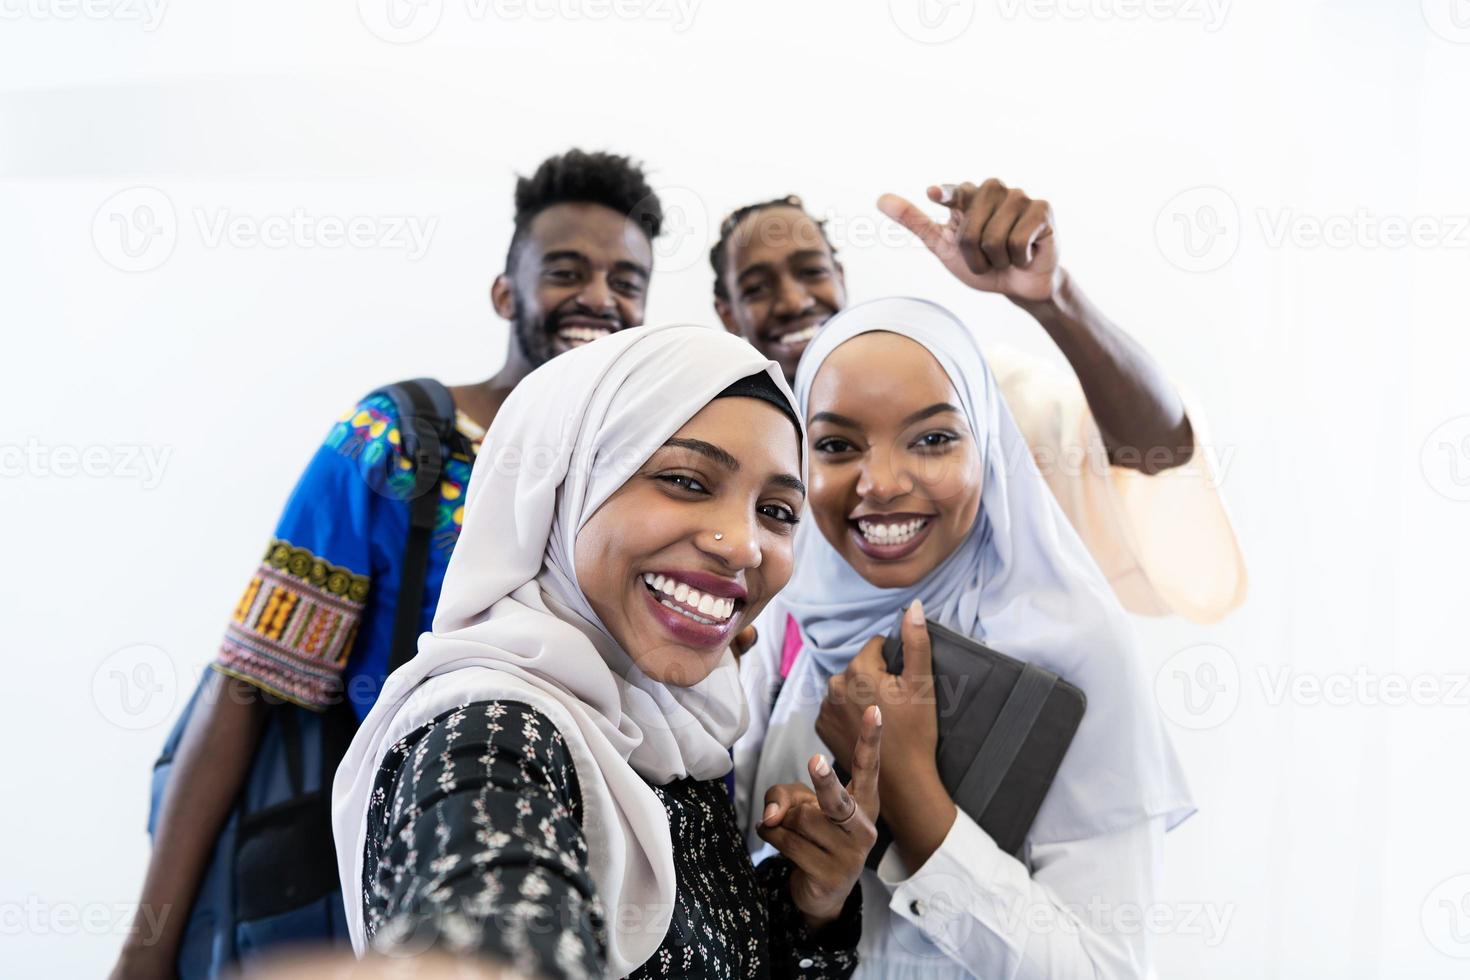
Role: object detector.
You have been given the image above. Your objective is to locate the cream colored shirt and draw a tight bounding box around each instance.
[989,346,1247,624]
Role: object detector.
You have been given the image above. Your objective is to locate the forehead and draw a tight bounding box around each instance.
[810,332,959,416]
[727,206,833,268]
[671,397,803,474]
[523,201,653,266]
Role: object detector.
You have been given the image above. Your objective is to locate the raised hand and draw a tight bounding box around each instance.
[878,179,1060,302]
[757,704,882,927]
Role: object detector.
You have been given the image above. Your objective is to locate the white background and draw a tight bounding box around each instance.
[3,1,1470,976]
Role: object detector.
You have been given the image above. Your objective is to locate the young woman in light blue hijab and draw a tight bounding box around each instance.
[734,298,1195,979]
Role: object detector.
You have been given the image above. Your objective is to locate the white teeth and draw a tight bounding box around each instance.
[558,325,613,344]
[857,517,927,546]
[642,573,737,624]
[778,324,819,346]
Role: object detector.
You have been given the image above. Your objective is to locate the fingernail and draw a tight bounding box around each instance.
[814,755,831,777]
[906,599,925,625]
[873,705,883,726]
[937,184,956,204]
[763,802,779,824]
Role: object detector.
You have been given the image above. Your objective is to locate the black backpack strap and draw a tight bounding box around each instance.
[368,378,461,675]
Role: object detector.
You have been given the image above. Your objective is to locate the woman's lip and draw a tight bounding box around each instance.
[648,569,747,600]
[847,516,935,561]
[641,582,739,649]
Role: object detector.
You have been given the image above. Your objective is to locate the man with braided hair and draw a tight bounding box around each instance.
[711,184,1246,624]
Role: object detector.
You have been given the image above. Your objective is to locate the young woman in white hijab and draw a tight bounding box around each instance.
[332,324,883,979]
[733,298,1196,979]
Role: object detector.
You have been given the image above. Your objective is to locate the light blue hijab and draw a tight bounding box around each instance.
[748,297,1194,847]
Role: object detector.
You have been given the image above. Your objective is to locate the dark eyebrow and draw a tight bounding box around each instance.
[540,249,588,266]
[771,473,807,496]
[662,438,806,497]
[809,410,859,428]
[811,404,960,430]
[612,259,651,281]
[736,250,831,286]
[664,438,740,472]
[901,402,962,427]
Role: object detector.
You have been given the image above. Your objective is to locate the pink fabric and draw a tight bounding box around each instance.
[779,613,803,680]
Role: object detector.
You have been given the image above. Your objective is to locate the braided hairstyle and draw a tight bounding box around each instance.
[709,194,837,300]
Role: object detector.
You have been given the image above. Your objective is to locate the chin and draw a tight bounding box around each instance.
[635,647,725,688]
[848,550,931,590]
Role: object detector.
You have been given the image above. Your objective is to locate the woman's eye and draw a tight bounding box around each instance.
[758,503,800,526]
[657,473,708,494]
[813,436,857,454]
[914,431,957,449]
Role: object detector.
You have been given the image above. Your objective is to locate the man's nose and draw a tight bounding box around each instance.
[577,275,616,312]
[773,275,811,317]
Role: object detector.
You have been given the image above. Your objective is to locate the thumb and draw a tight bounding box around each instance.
[900,598,933,679]
[877,193,946,254]
[731,625,758,663]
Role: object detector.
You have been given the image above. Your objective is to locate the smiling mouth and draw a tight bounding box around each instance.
[848,514,935,560]
[641,572,740,627]
[766,314,830,351]
[555,322,618,348]
[771,322,821,349]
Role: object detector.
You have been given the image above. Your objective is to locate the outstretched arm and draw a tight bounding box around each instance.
[879,180,1193,473]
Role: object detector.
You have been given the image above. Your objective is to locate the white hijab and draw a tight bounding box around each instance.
[332,324,801,976]
[748,297,1194,849]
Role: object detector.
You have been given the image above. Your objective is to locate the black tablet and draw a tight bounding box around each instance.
[868,617,1086,861]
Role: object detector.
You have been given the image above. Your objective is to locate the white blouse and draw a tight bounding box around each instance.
[734,347,1227,976]
[736,631,1166,979]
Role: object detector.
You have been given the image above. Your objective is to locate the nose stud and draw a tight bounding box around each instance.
[713,532,724,541]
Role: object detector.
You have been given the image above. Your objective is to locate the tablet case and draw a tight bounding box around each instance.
[865,617,1086,862]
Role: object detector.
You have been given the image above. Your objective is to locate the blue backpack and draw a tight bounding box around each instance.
[147,378,462,977]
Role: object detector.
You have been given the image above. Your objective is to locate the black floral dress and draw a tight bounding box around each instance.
[361,700,861,979]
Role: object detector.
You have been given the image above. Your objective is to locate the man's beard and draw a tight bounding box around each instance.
[514,299,626,368]
[512,304,555,369]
